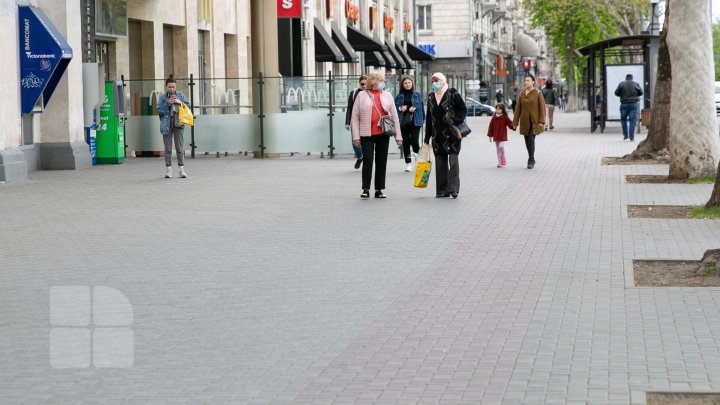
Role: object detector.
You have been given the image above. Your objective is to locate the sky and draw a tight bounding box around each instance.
[715,0,720,22]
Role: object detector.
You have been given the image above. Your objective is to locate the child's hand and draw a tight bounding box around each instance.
[489,137,494,142]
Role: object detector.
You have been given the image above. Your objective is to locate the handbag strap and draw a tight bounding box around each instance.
[366,90,386,117]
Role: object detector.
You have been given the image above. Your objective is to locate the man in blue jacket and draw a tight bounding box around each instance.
[614,74,643,141]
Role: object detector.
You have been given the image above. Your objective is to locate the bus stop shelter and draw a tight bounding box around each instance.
[577,34,660,133]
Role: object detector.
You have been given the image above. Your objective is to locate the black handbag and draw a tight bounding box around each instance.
[401,111,414,127]
[445,90,471,137]
[367,91,396,136]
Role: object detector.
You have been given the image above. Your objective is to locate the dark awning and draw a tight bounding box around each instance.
[576,34,661,56]
[19,6,73,114]
[346,24,387,52]
[385,42,408,69]
[406,42,435,61]
[330,22,359,63]
[394,42,415,69]
[314,19,344,63]
[364,51,386,67]
[381,49,397,69]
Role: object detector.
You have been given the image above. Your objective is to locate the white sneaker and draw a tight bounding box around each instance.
[165,166,172,178]
[179,166,187,178]
[405,163,413,172]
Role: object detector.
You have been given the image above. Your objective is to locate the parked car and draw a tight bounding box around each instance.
[715,82,720,115]
[464,97,496,116]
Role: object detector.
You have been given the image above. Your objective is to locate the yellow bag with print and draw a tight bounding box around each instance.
[178,102,194,126]
[413,144,432,188]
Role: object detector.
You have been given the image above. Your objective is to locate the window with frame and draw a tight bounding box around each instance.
[417,5,431,31]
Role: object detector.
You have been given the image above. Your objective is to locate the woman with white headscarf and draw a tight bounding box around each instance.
[423,72,467,199]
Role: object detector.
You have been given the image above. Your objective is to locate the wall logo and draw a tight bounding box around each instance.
[40,59,51,71]
[49,286,134,369]
[21,73,44,89]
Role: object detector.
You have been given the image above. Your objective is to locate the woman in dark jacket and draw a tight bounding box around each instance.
[394,76,425,172]
[423,72,468,199]
[345,75,367,169]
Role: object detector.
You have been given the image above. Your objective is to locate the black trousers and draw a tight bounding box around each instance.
[435,153,460,195]
[401,125,421,163]
[524,130,536,163]
[361,135,390,190]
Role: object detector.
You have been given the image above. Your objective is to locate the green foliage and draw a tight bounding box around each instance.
[689,205,720,219]
[702,264,717,276]
[687,175,717,184]
[522,0,647,82]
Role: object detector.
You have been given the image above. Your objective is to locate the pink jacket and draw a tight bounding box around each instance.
[350,90,403,143]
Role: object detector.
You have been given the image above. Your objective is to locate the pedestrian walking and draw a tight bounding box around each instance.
[351,71,402,199]
[495,89,504,103]
[156,75,191,178]
[487,103,515,168]
[345,75,367,169]
[512,74,546,169]
[541,80,558,131]
[614,73,643,141]
[423,72,468,199]
[394,75,425,173]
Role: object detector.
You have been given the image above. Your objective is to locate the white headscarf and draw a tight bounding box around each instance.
[431,72,449,104]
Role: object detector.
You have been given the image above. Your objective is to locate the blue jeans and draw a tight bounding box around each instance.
[620,103,638,140]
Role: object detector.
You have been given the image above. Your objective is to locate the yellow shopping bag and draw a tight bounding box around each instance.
[414,161,432,188]
[413,144,432,188]
[178,102,194,126]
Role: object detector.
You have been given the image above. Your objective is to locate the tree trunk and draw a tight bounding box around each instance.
[694,249,720,276]
[666,0,719,179]
[623,0,671,162]
[564,23,577,113]
[707,160,720,207]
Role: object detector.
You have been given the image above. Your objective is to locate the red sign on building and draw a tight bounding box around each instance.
[277,0,301,18]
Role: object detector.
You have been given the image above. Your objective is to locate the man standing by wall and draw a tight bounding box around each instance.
[614,74,643,141]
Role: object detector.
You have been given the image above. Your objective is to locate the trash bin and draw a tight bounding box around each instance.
[641,108,652,128]
[85,124,97,166]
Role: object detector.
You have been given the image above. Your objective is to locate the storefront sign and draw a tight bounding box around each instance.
[383,13,394,32]
[345,1,359,23]
[326,0,334,18]
[18,6,73,114]
[277,0,301,18]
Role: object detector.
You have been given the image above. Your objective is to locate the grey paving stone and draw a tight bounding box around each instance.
[2,112,720,403]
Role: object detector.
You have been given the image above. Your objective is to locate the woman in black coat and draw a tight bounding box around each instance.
[423,72,468,199]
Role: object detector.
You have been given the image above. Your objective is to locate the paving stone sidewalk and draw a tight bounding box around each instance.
[1,111,719,404]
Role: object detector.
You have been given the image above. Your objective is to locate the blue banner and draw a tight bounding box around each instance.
[18,6,73,114]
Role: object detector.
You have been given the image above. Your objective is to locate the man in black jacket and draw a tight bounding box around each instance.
[345,75,367,169]
[614,74,643,141]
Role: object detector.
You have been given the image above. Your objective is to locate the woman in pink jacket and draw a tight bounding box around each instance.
[351,71,403,199]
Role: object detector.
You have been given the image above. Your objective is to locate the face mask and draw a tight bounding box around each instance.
[377,82,386,90]
[431,82,442,92]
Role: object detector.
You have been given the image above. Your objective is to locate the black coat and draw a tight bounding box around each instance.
[345,88,361,126]
[424,89,467,155]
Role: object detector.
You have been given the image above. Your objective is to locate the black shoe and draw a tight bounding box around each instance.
[374,190,386,199]
[623,136,629,140]
[527,162,535,169]
[435,193,450,198]
[450,192,458,199]
[361,189,370,199]
[550,126,554,130]
[354,158,363,169]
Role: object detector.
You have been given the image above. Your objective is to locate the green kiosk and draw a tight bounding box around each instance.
[96,81,125,164]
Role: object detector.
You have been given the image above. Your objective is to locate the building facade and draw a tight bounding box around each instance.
[415,0,557,104]
[0,0,455,183]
